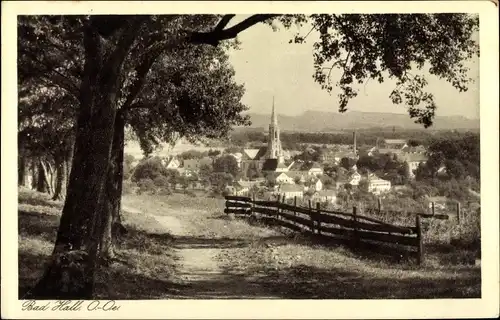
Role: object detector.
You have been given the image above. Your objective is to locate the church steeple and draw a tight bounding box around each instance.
[271,96,277,125]
[266,96,283,162]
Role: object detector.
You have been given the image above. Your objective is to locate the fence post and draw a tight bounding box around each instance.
[308,199,314,233]
[377,197,382,213]
[431,201,435,216]
[251,193,255,217]
[416,214,423,265]
[316,202,321,235]
[281,194,286,220]
[456,202,461,224]
[352,206,358,249]
[276,194,281,220]
[293,196,298,227]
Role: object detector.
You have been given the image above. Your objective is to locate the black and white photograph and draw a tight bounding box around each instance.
[2,1,499,319]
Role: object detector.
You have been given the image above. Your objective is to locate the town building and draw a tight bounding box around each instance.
[336,168,362,189]
[269,172,295,184]
[276,184,304,200]
[309,190,337,204]
[225,181,250,196]
[239,99,290,177]
[287,160,323,177]
[365,174,392,194]
[400,152,428,178]
[382,139,408,149]
[229,152,243,168]
[164,156,181,169]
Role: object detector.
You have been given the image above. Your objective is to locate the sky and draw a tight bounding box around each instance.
[226,15,480,119]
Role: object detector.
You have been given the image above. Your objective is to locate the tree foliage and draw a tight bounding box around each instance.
[213,154,240,178]
[285,14,479,127]
[416,133,479,180]
[131,156,166,182]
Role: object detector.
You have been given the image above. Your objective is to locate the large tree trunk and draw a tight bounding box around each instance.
[18,155,27,186]
[65,143,74,190]
[40,160,54,195]
[36,160,47,193]
[26,19,144,300]
[52,154,66,201]
[30,158,37,190]
[100,111,126,261]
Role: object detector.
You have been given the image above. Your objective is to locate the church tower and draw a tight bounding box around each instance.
[266,97,284,163]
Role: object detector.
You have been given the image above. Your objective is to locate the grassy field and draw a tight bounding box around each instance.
[18,187,480,299]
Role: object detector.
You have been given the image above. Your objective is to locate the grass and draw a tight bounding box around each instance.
[289,194,481,267]
[217,241,481,298]
[18,187,178,299]
[18,187,481,299]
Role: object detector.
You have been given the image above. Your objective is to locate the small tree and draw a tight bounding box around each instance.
[208,149,221,165]
[340,157,357,170]
[123,154,136,180]
[213,154,240,177]
[209,172,234,195]
[358,179,369,193]
[137,178,156,195]
[132,157,166,182]
[164,169,181,189]
[153,175,169,188]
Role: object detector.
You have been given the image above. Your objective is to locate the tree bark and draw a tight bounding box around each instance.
[40,160,54,195]
[36,160,47,193]
[100,111,126,261]
[18,155,27,186]
[31,158,38,190]
[52,154,66,201]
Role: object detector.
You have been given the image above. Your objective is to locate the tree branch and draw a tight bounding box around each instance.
[20,49,81,96]
[214,14,236,32]
[120,47,164,111]
[189,14,279,46]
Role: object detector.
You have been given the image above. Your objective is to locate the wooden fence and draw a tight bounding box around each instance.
[224,195,430,264]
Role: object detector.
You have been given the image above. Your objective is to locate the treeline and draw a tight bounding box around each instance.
[125,154,242,196]
[415,132,480,193]
[230,128,478,149]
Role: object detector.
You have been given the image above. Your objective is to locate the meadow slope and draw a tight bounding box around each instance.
[18,188,480,299]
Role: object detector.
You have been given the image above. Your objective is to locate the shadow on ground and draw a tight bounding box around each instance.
[18,248,482,299]
[18,195,481,300]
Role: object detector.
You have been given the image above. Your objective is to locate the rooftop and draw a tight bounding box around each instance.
[279,184,304,192]
[384,139,407,145]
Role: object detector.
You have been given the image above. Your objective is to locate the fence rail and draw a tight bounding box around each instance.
[224,195,430,264]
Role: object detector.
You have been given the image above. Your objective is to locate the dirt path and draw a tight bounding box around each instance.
[124,201,282,299]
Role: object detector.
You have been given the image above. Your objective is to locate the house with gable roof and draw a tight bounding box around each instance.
[383,139,408,149]
[309,190,337,204]
[400,152,428,178]
[276,184,304,200]
[267,172,295,184]
[164,156,181,169]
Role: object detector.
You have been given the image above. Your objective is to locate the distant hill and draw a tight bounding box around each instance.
[242,110,480,132]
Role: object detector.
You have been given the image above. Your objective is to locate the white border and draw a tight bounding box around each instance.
[2,1,499,319]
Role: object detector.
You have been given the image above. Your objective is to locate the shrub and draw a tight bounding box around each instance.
[136,178,156,195]
[184,190,197,197]
[157,187,172,196]
[122,180,135,195]
[153,175,169,188]
[132,157,166,182]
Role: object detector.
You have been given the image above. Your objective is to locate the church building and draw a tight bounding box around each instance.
[240,97,289,177]
[262,97,288,173]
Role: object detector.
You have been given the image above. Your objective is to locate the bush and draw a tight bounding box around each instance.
[153,175,169,187]
[184,190,197,197]
[136,178,156,195]
[157,187,172,196]
[132,157,166,182]
[122,180,135,195]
